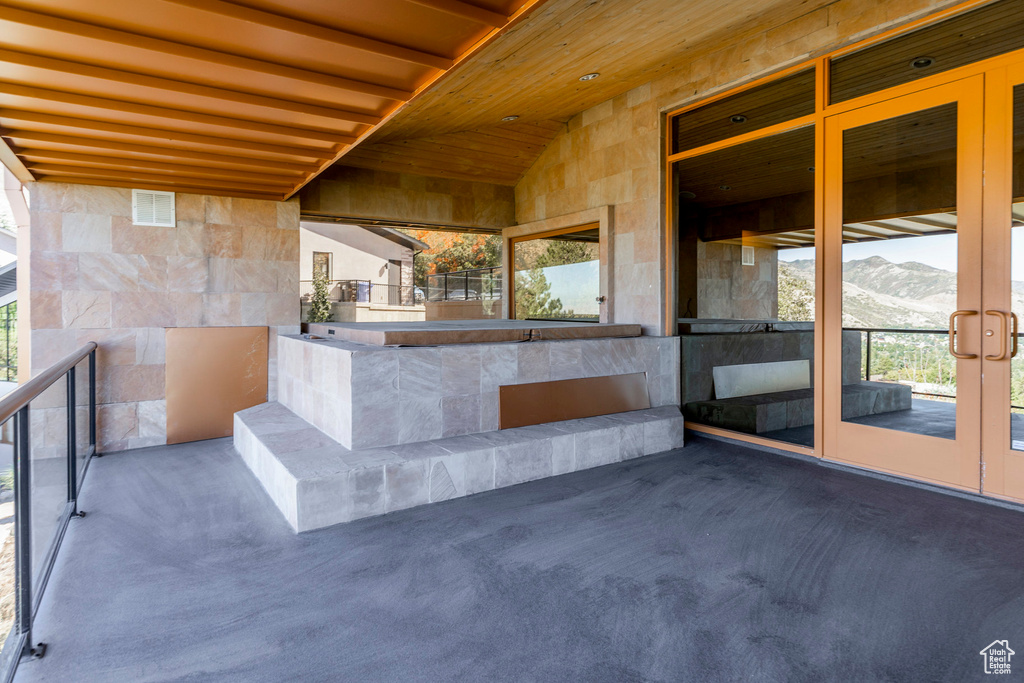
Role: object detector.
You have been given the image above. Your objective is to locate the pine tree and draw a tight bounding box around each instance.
[307,269,333,323]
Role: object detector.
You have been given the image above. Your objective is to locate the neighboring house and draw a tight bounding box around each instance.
[299,221,429,323]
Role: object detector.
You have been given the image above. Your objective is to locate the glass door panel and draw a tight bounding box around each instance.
[824,76,983,490]
[840,103,959,439]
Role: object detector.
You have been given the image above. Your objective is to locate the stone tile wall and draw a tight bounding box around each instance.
[278,335,680,450]
[515,0,961,335]
[26,182,301,453]
[696,243,778,320]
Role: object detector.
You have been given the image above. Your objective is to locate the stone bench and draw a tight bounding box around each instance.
[683,381,911,434]
[235,401,685,532]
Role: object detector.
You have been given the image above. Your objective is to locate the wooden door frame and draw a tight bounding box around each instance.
[979,59,1024,502]
[822,75,985,491]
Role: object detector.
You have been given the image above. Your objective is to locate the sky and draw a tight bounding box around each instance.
[778,234,960,272]
[534,260,599,315]
[779,230,1024,282]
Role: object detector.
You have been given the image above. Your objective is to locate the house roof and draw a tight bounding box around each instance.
[301,221,429,252]
[0,262,16,300]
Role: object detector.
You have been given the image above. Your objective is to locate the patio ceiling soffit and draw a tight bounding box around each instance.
[0,0,546,200]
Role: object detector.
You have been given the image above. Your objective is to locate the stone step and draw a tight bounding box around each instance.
[234,402,685,533]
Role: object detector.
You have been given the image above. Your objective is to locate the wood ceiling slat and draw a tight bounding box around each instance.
[405,0,508,26]
[0,110,337,160]
[36,174,283,200]
[19,150,304,184]
[5,130,320,173]
[28,164,292,192]
[0,4,412,101]
[0,48,381,126]
[0,82,348,144]
[164,0,453,70]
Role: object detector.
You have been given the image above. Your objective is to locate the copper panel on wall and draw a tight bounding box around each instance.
[166,326,268,445]
[499,373,651,430]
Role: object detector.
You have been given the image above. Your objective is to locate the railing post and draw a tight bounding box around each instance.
[88,350,97,456]
[865,330,872,381]
[13,406,31,653]
[66,367,78,515]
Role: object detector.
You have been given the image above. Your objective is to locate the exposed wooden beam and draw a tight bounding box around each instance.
[1,5,412,101]
[20,150,299,185]
[35,174,283,201]
[5,130,317,174]
[0,135,33,183]
[28,164,290,192]
[163,0,453,70]
[0,110,338,159]
[405,0,506,27]
[0,49,381,126]
[0,82,349,144]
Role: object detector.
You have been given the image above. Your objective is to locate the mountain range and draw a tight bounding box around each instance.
[782,256,1024,329]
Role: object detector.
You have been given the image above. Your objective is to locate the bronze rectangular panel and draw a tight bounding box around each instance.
[499,373,651,429]
[166,326,268,444]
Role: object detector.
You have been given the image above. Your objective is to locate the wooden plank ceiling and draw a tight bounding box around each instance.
[0,0,843,195]
[345,0,834,184]
[0,0,544,199]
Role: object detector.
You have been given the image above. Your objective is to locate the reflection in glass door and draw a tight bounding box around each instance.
[824,77,984,490]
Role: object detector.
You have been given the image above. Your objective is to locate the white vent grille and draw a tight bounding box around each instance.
[132,189,175,227]
[741,245,755,266]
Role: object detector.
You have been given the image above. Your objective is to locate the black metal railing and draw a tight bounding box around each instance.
[0,342,97,682]
[300,280,422,306]
[847,326,1024,408]
[425,266,501,302]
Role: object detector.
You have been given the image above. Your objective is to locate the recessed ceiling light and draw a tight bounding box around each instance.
[730,115,747,124]
[679,191,696,200]
[719,185,731,191]
[579,72,600,81]
[910,56,935,69]
[501,115,519,122]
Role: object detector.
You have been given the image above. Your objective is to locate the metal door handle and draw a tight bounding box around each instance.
[1013,313,1019,359]
[949,310,978,360]
[985,310,1009,361]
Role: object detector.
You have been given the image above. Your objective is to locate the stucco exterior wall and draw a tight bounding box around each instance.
[25,182,300,452]
[514,0,961,335]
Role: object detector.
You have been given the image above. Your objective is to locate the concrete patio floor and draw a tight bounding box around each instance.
[13,434,1024,682]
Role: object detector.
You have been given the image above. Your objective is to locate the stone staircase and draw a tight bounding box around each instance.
[235,401,685,532]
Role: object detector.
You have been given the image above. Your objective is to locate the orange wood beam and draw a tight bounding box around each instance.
[405,0,506,27]
[28,164,291,192]
[164,0,453,70]
[0,49,381,126]
[0,136,33,182]
[0,82,350,144]
[0,110,339,159]
[19,150,301,185]
[35,174,283,200]
[5,130,318,173]
[1,4,412,101]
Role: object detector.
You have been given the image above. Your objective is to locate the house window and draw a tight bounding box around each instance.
[511,224,600,321]
[313,252,332,281]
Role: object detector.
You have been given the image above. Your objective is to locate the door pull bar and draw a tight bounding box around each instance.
[949,310,978,360]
